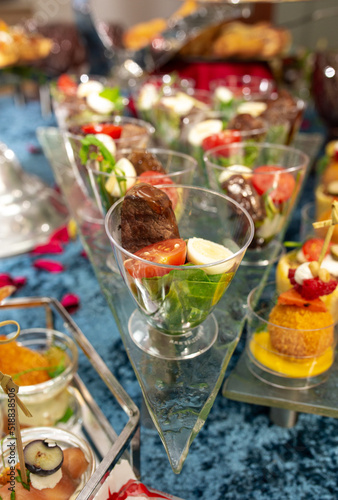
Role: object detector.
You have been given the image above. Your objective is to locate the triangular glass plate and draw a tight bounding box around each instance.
[38,127,274,472]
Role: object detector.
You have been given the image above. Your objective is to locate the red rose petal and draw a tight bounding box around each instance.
[61,293,80,313]
[50,226,70,244]
[31,241,64,254]
[80,250,88,258]
[33,259,64,273]
[12,276,27,288]
[0,274,14,287]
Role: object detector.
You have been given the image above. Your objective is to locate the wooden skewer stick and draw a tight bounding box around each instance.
[312,200,338,267]
[0,372,32,485]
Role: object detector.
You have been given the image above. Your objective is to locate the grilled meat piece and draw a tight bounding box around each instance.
[121,183,180,253]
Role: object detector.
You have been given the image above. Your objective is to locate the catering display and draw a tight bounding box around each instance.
[105,183,254,359]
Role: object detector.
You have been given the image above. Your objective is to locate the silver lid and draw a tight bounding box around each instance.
[0,143,69,258]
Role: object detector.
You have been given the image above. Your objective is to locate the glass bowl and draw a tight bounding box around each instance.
[51,73,129,130]
[246,281,337,389]
[204,142,308,252]
[181,109,268,185]
[0,328,79,431]
[133,87,213,149]
[105,185,254,360]
[0,426,95,499]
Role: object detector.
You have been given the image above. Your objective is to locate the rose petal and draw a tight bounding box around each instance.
[80,250,87,258]
[33,259,64,273]
[27,144,42,154]
[12,276,27,288]
[61,293,80,313]
[0,274,14,287]
[31,241,64,254]
[49,226,70,244]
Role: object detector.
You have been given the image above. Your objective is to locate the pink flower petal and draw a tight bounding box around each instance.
[31,241,64,254]
[33,259,64,273]
[50,226,70,244]
[12,276,27,288]
[0,274,14,287]
[61,293,80,313]
[27,144,42,154]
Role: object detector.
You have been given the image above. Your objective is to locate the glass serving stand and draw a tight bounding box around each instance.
[0,296,140,500]
[37,126,283,473]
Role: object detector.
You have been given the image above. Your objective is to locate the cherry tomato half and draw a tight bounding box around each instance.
[202,130,241,154]
[251,165,296,203]
[81,123,123,139]
[57,74,77,95]
[302,238,331,262]
[138,171,178,209]
[124,239,187,279]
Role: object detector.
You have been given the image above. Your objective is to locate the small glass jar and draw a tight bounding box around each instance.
[0,426,95,499]
[0,328,79,432]
[246,281,337,389]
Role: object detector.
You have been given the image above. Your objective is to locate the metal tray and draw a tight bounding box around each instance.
[0,296,140,500]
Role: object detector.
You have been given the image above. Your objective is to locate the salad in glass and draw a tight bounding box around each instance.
[105,183,254,359]
[51,73,129,130]
[181,109,268,185]
[134,86,212,149]
[204,142,308,250]
[210,75,275,120]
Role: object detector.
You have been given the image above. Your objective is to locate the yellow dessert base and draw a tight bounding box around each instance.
[250,331,334,379]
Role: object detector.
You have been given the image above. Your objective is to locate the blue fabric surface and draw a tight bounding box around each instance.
[1,95,338,499]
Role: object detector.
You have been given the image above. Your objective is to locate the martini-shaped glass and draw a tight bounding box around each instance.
[180,109,268,186]
[204,142,309,256]
[85,148,197,272]
[63,116,155,224]
[105,185,254,360]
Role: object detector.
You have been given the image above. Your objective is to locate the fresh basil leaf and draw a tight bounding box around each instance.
[79,134,116,171]
[141,266,234,332]
[99,87,124,111]
[55,406,74,424]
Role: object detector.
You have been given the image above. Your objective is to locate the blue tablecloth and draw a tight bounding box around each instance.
[1,95,337,500]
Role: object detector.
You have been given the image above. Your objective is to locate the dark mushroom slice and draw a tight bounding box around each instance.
[121,183,180,254]
[24,439,64,477]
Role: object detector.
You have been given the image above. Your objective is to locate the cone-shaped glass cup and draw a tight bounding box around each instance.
[105,185,254,360]
[63,116,155,221]
[204,142,309,254]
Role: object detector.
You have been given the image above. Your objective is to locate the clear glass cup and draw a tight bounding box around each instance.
[246,281,337,389]
[86,147,197,216]
[105,185,254,360]
[181,109,268,185]
[0,426,95,498]
[210,75,275,118]
[51,73,130,130]
[63,116,155,222]
[204,142,309,252]
[133,87,213,149]
[0,328,79,431]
